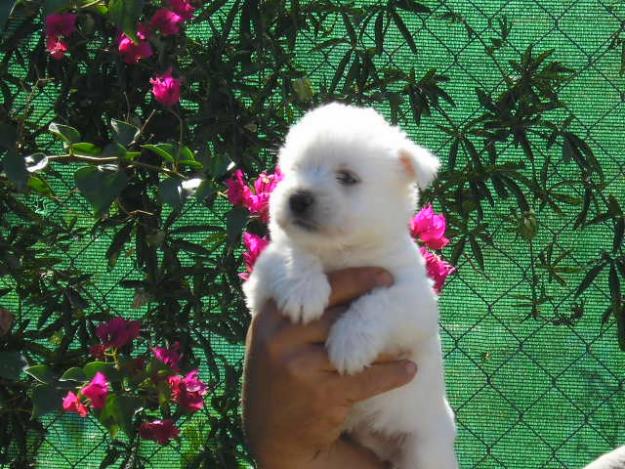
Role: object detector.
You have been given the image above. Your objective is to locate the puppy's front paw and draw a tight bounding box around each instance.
[274,273,331,324]
[326,314,382,375]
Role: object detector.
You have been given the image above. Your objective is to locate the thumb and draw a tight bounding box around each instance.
[341,360,417,404]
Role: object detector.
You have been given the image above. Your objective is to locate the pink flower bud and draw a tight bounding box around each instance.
[139,419,180,445]
[150,8,184,36]
[152,342,183,372]
[410,204,450,250]
[117,24,153,65]
[240,232,269,280]
[96,317,141,350]
[81,372,109,409]
[149,69,182,107]
[45,13,77,37]
[168,0,196,20]
[46,35,68,60]
[420,247,456,294]
[168,370,209,413]
[62,391,89,417]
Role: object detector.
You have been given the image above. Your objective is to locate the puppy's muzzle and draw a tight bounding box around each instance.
[289,191,314,217]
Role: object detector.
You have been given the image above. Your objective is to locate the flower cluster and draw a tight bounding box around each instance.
[44,0,193,106]
[62,372,109,417]
[61,317,209,446]
[44,13,77,60]
[226,166,455,293]
[410,204,455,293]
[225,168,283,223]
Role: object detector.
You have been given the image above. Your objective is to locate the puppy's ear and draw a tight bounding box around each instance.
[398,142,440,190]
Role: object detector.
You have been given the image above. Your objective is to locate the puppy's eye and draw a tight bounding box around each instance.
[336,170,360,186]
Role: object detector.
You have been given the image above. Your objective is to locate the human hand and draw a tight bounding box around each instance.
[242,267,417,469]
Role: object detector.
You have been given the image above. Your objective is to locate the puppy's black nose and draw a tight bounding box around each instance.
[289,191,314,215]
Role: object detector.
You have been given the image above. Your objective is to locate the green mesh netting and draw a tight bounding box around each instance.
[2,0,625,468]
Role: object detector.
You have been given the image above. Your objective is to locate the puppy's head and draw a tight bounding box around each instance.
[269,102,439,249]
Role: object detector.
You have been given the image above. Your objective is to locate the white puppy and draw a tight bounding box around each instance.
[243,102,457,469]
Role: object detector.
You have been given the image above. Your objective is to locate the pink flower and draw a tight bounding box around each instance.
[240,232,269,280]
[149,69,182,107]
[420,247,456,294]
[410,205,450,250]
[225,168,283,222]
[168,370,209,413]
[118,24,153,65]
[45,13,77,37]
[246,169,284,222]
[46,35,68,60]
[81,372,109,409]
[152,342,182,372]
[62,391,89,417]
[96,317,141,349]
[139,419,180,445]
[150,8,184,36]
[225,169,251,206]
[168,0,196,20]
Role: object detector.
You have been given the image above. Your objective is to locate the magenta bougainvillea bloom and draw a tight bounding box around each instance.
[419,247,456,294]
[81,372,109,409]
[45,13,77,37]
[225,169,251,206]
[46,35,69,60]
[168,370,209,412]
[240,232,269,280]
[410,204,449,250]
[118,24,153,65]
[62,391,89,417]
[245,169,284,223]
[225,168,283,222]
[89,344,106,360]
[152,342,182,371]
[150,8,185,36]
[96,317,141,349]
[149,69,182,107]
[139,419,180,445]
[168,0,196,20]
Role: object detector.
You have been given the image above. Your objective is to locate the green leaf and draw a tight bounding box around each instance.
[49,123,81,144]
[98,394,142,438]
[226,206,249,244]
[83,361,119,381]
[74,166,128,216]
[576,262,606,297]
[0,122,17,149]
[32,384,63,418]
[142,144,176,163]
[27,175,54,197]
[72,142,102,156]
[391,9,418,54]
[60,367,87,382]
[159,177,185,208]
[107,0,145,42]
[24,364,54,384]
[111,119,140,147]
[3,148,29,190]
[195,180,215,202]
[0,1,17,33]
[106,223,133,269]
[395,0,431,14]
[0,351,27,380]
[374,11,384,53]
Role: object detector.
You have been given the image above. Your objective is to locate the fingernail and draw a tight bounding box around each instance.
[404,361,417,375]
[375,270,393,287]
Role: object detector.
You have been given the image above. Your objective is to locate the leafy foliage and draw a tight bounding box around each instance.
[0,0,622,467]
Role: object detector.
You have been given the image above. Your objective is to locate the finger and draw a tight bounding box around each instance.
[289,345,336,372]
[327,268,393,308]
[274,306,346,346]
[339,360,417,404]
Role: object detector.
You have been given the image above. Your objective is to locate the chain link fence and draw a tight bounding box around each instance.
[2,0,625,467]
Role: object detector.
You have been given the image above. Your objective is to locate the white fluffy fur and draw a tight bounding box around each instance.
[243,102,457,468]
